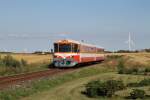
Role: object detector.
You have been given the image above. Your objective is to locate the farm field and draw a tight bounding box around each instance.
[1,52,150,64]
[0,53,52,64]
[0,53,53,76]
[107,53,150,65]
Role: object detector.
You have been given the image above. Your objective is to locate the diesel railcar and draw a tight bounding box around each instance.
[53,39,105,67]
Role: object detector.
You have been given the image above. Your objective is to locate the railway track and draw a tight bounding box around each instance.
[0,68,73,90]
[0,63,101,90]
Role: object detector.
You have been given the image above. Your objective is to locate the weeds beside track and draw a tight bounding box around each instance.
[0,62,103,90]
[0,68,72,90]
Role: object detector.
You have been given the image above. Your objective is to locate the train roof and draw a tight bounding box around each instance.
[54,39,104,49]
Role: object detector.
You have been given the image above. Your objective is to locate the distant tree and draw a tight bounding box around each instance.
[116,50,139,53]
[33,51,43,54]
[144,48,150,52]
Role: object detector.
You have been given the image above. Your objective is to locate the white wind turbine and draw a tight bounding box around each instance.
[125,32,135,51]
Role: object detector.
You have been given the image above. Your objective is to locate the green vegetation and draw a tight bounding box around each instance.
[143,48,150,52]
[129,89,146,99]
[21,73,150,100]
[0,55,27,75]
[144,67,150,73]
[117,58,150,75]
[116,58,139,75]
[0,65,112,100]
[0,54,150,100]
[81,55,150,99]
[84,78,150,99]
[118,67,150,75]
[127,78,150,87]
[117,59,125,74]
[85,80,125,97]
[0,55,49,76]
[115,50,139,53]
[107,55,123,59]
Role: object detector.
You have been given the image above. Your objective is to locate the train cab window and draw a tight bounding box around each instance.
[54,43,58,52]
[59,44,71,52]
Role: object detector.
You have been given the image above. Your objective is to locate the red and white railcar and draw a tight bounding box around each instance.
[53,39,105,67]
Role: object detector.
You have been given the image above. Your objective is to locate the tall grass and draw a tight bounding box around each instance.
[0,55,25,75]
[116,57,150,75]
[0,55,49,76]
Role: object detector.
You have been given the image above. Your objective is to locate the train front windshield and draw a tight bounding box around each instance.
[59,44,71,52]
[54,43,71,52]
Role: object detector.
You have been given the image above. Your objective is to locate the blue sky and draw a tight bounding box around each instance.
[0,0,150,52]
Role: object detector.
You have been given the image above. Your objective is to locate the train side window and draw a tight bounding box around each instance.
[97,48,104,53]
[74,44,78,52]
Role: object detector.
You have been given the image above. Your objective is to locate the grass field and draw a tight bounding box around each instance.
[107,53,150,65]
[0,53,52,76]
[22,73,149,100]
[0,53,52,64]
[0,52,150,100]
[21,53,150,100]
[0,63,113,100]
[1,52,150,64]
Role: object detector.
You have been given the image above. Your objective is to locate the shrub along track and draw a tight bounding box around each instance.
[0,68,74,90]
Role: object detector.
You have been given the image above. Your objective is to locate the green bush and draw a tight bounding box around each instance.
[85,81,101,97]
[1,55,28,68]
[2,55,21,68]
[117,59,125,74]
[107,55,123,59]
[116,59,150,75]
[130,89,146,99]
[144,68,150,73]
[127,78,150,87]
[0,55,29,75]
[104,80,125,97]
[85,80,125,98]
[124,68,139,74]
[122,67,150,75]
[131,68,139,74]
[127,82,139,87]
[139,78,150,86]
[117,62,140,75]
[21,59,27,66]
[0,55,4,66]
